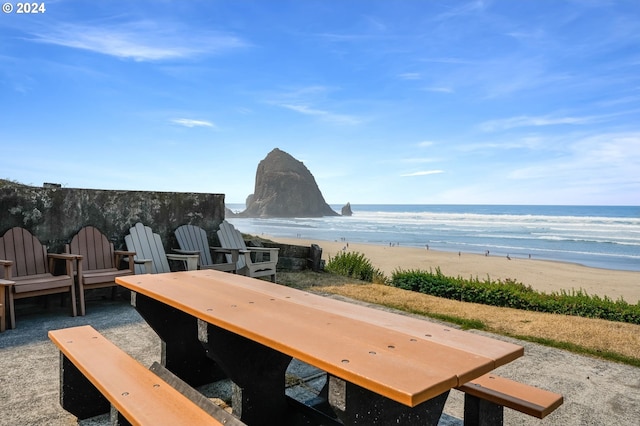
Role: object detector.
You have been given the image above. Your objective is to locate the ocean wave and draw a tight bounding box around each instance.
[227,205,640,271]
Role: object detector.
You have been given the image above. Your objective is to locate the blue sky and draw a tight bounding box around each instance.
[2,0,639,206]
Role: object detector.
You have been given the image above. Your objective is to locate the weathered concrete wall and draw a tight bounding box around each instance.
[0,182,226,253]
[0,182,317,271]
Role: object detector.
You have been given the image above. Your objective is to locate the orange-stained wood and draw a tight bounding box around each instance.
[457,374,564,419]
[49,325,225,426]
[116,270,524,407]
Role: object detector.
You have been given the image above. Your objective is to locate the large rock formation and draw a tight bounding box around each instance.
[241,148,338,217]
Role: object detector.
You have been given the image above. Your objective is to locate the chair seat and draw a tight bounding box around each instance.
[12,274,73,293]
[81,268,134,286]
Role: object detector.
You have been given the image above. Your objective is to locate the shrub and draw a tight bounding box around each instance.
[326,251,388,283]
[390,269,640,325]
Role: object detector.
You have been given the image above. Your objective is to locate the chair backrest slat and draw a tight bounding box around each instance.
[125,223,170,274]
[217,221,248,270]
[0,227,49,277]
[175,224,213,267]
[70,226,114,271]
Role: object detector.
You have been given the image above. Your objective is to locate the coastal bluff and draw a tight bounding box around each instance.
[239,148,339,218]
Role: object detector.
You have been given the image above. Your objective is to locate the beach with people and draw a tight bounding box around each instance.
[272,236,640,304]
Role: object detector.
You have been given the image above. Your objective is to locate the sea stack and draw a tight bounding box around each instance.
[240,148,338,218]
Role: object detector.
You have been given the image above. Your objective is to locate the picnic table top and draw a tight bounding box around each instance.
[116,270,523,407]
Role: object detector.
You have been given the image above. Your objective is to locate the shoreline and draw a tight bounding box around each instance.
[269,236,640,304]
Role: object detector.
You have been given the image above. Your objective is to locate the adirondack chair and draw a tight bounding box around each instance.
[217,221,279,282]
[66,226,136,316]
[124,223,199,274]
[174,224,238,273]
[0,227,77,329]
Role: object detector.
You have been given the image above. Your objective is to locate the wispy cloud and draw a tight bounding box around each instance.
[278,104,362,125]
[28,21,248,61]
[479,114,603,132]
[434,0,488,21]
[171,118,215,128]
[507,132,640,192]
[416,140,435,147]
[401,170,444,177]
[398,72,422,80]
[401,157,439,164]
[423,86,454,93]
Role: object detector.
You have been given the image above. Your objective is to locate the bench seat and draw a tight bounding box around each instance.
[49,325,240,426]
[457,373,563,425]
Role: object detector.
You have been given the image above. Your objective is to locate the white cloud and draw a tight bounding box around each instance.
[479,114,601,132]
[423,86,453,93]
[398,72,421,80]
[279,104,362,125]
[171,118,215,128]
[401,157,439,164]
[29,21,248,61]
[401,170,444,177]
[505,132,640,203]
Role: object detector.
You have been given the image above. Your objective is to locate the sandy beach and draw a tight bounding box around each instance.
[272,236,640,304]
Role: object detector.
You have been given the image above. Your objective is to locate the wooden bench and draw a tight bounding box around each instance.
[457,373,563,425]
[49,325,244,426]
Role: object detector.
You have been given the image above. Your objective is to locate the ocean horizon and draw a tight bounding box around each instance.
[226,204,640,272]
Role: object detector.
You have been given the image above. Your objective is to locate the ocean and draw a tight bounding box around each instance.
[225,204,640,272]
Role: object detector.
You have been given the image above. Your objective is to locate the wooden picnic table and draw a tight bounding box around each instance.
[116,270,524,425]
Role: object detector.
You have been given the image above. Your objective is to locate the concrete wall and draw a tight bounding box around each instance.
[0,182,226,253]
[0,182,316,271]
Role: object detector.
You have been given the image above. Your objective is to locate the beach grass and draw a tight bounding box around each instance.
[278,271,640,367]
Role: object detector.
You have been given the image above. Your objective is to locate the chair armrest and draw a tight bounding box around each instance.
[48,253,78,276]
[246,247,280,253]
[211,247,234,253]
[48,253,79,261]
[0,260,13,280]
[173,249,200,255]
[166,253,199,271]
[114,251,136,272]
[211,248,240,264]
[166,253,199,260]
[0,278,15,286]
[245,247,279,263]
[134,258,153,274]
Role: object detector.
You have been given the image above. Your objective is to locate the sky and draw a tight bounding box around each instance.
[1,0,639,206]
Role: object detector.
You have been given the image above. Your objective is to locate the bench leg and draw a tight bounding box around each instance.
[59,354,110,419]
[132,293,225,386]
[328,376,449,425]
[199,321,293,426]
[463,394,504,426]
